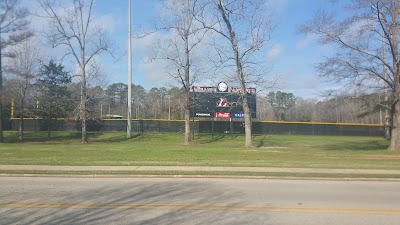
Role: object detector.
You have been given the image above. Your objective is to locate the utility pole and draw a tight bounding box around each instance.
[127,0,133,138]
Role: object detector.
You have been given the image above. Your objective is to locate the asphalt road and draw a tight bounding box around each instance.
[0,177,399,225]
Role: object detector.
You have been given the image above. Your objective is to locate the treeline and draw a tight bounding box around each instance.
[2,74,383,125]
[259,92,383,124]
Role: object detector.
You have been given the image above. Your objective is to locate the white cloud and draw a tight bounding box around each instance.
[137,60,174,87]
[268,0,291,13]
[132,32,161,55]
[296,34,317,51]
[295,39,308,52]
[96,13,118,33]
[267,44,284,62]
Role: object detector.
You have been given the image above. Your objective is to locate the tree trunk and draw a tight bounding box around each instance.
[384,105,391,140]
[384,93,391,138]
[18,102,24,142]
[0,99,2,143]
[383,28,391,139]
[388,5,400,150]
[18,98,25,142]
[215,0,252,147]
[80,64,87,143]
[183,61,191,145]
[184,99,191,145]
[0,42,3,143]
[183,26,191,145]
[47,107,51,140]
[243,94,252,147]
[390,97,400,150]
[18,117,23,142]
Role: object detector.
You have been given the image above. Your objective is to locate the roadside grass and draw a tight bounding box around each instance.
[0,131,398,170]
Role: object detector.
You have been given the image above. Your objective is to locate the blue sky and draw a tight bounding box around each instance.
[266,0,333,98]
[30,0,335,99]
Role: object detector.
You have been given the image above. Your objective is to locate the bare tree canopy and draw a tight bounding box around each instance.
[299,0,400,150]
[38,0,114,143]
[6,37,42,142]
[0,0,33,143]
[206,0,275,147]
[144,0,209,145]
[0,0,33,50]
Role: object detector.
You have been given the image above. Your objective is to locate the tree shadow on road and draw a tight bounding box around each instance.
[0,178,269,225]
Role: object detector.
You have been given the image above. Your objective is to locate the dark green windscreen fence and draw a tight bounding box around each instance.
[9,119,187,133]
[9,119,383,136]
[198,121,383,136]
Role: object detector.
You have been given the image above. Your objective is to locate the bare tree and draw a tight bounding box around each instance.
[286,97,318,122]
[144,0,209,145]
[38,0,113,143]
[0,0,33,142]
[205,0,274,147]
[5,37,42,142]
[85,58,108,118]
[299,0,400,150]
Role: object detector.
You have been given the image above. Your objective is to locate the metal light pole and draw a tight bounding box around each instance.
[127,0,133,138]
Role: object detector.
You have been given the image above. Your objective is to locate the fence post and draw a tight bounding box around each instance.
[212,117,214,139]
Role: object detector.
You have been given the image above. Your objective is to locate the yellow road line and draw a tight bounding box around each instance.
[0,202,399,215]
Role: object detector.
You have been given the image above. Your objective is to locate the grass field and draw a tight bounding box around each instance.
[1,131,399,170]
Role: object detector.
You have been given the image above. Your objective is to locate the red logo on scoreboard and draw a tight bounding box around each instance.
[216,98,229,107]
[214,112,231,118]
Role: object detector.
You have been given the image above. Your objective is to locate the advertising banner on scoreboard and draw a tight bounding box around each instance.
[194,112,212,117]
[232,112,245,118]
[214,112,231,118]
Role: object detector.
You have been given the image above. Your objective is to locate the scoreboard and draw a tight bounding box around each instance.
[189,84,256,119]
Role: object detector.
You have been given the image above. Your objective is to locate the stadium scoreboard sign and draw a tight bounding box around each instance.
[190,82,256,119]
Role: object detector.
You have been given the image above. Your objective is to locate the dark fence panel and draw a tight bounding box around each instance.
[9,119,383,136]
[198,121,383,136]
[247,121,381,136]
[9,119,190,133]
